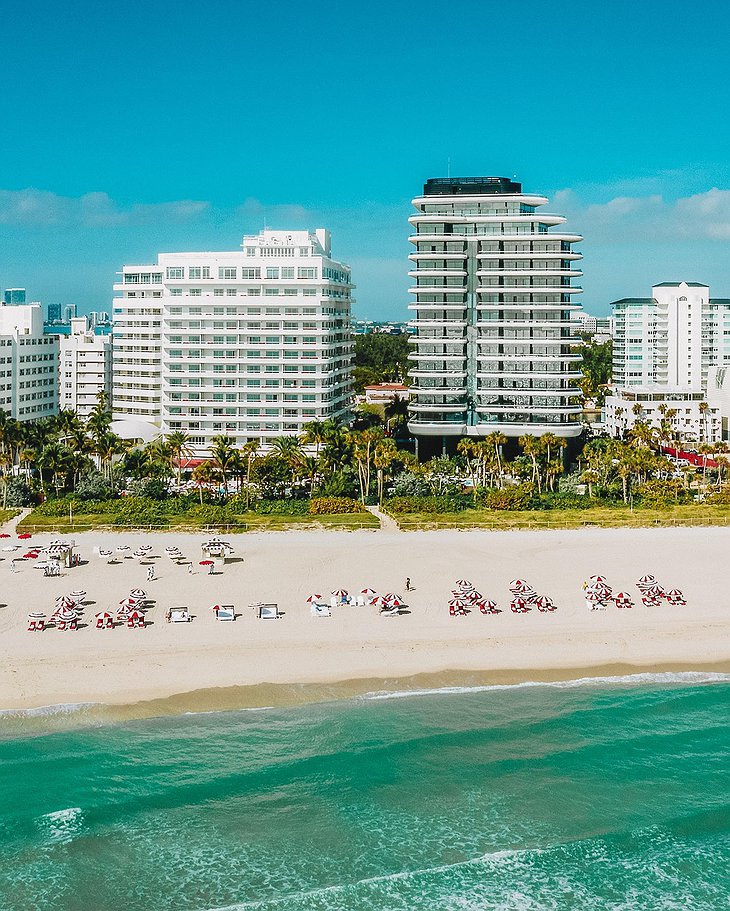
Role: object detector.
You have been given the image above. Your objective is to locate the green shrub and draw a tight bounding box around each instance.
[250,499,309,516]
[635,479,689,508]
[3,476,37,507]
[384,495,469,514]
[74,468,114,501]
[309,497,366,515]
[478,484,538,511]
[705,484,730,505]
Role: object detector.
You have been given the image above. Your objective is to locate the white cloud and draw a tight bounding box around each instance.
[554,186,730,243]
[0,188,210,227]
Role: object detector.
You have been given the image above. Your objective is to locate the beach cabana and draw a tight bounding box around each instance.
[213,604,235,621]
[478,599,500,615]
[510,597,530,613]
[127,609,145,628]
[168,607,191,623]
[95,611,114,629]
[201,539,234,567]
[666,588,686,606]
[257,604,280,620]
[311,603,332,618]
[56,607,78,630]
[614,592,634,608]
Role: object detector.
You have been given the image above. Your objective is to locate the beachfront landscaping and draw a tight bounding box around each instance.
[2,382,730,534]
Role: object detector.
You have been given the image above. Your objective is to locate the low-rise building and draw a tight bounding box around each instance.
[363,383,410,405]
[602,385,719,443]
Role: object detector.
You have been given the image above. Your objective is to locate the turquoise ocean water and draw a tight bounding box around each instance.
[0,674,728,910]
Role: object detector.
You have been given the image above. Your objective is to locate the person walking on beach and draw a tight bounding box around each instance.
[147,565,155,582]
[188,562,194,575]
[405,577,411,592]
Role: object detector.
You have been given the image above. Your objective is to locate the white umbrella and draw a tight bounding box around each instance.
[306,593,323,603]
[129,588,147,599]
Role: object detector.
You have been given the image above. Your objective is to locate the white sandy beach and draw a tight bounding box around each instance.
[0,524,728,711]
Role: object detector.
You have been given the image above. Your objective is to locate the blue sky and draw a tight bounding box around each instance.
[1,0,730,318]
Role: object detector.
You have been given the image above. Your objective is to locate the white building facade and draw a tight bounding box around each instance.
[407,177,583,443]
[59,317,112,418]
[0,304,58,420]
[612,282,730,388]
[113,229,352,453]
[602,386,720,444]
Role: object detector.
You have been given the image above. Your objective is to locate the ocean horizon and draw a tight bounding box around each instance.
[0,673,728,910]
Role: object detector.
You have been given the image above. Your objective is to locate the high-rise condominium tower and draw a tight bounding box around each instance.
[611,282,730,388]
[407,177,583,445]
[112,229,352,454]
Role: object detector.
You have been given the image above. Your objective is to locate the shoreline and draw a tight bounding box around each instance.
[3,662,730,733]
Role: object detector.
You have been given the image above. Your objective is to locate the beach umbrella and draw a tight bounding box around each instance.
[129,588,147,600]
[589,575,609,584]
[385,595,405,607]
[382,592,402,604]
[98,549,113,559]
[95,610,112,620]
[454,579,472,588]
[116,545,131,555]
[449,597,467,608]
[0,533,10,539]
[637,574,656,587]
[666,588,686,604]
[480,599,501,614]
[199,560,214,569]
[139,544,153,552]
[331,589,349,597]
[535,595,555,612]
[510,597,529,613]
[18,533,31,540]
[69,590,86,602]
[55,594,75,608]
[360,588,377,596]
[133,548,147,558]
[614,592,634,607]
[306,593,323,603]
[28,611,46,619]
[23,552,38,559]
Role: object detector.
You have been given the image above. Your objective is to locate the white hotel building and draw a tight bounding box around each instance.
[112,229,352,453]
[407,177,583,447]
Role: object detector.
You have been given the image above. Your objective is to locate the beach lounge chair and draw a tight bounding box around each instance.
[330,596,338,609]
[355,595,365,607]
[380,605,399,617]
[169,607,191,623]
[311,604,332,618]
[216,605,235,621]
[257,604,280,620]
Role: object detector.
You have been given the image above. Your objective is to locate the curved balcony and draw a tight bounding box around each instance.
[410,232,582,245]
[477,284,583,295]
[476,251,582,260]
[409,402,466,413]
[408,269,467,279]
[409,252,467,261]
[408,302,467,311]
[411,193,549,208]
[476,352,583,362]
[409,213,566,228]
[477,269,583,279]
[476,303,582,312]
[476,369,582,380]
[477,387,579,398]
[408,319,467,328]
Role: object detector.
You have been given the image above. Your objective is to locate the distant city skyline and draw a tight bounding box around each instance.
[2,0,730,319]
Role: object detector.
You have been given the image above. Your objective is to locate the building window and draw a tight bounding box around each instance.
[219,267,237,280]
[298,268,317,280]
[266,267,280,280]
[189,267,201,279]
[166,267,184,279]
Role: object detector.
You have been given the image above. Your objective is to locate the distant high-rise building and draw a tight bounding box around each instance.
[0,304,58,420]
[63,303,78,323]
[46,302,62,323]
[3,288,26,305]
[611,282,730,388]
[59,317,113,418]
[112,228,353,453]
[407,176,583,445]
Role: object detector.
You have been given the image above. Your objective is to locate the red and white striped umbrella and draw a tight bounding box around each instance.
[95,611,112,619]
[510,597,529,612]
[589,575,608,584]
[361,588,377,596]
[129,609,143,620]
[645,584,665,597]
[57,608,77,623]
[129,588,147,600]
[535,595,555,612]
[455,579,472,588]
[382,592,401,604]
[332,589,349,598]
[385,595,405,608]
[449,597,467,608]
[306,594,323,603]
[55,595,75,609]
[637,574,656,588]
[614,592,633,607]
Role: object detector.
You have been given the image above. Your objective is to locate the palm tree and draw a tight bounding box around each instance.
[38,442,71,496]
[192,461,219,505]
[93,431,124,483]
[166,431,193,488]
[301,420,327,457]
[374,438,399,506]
[518,435,542,492]
[240,440,260,508]
[485,431,507,488]
[209,435,236,493]
[352,427,382,503]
